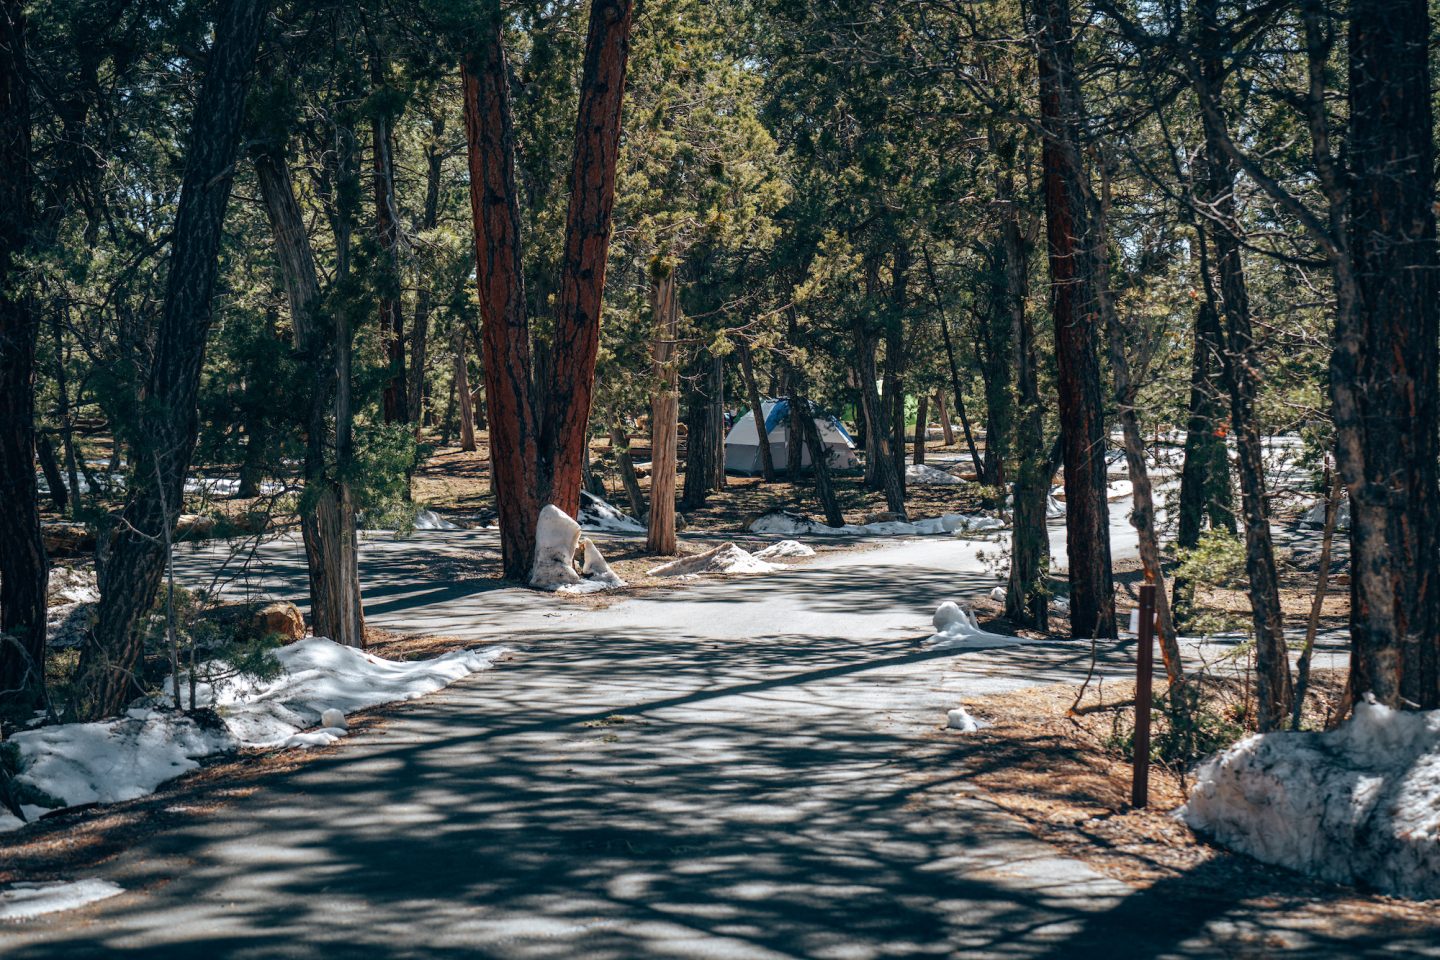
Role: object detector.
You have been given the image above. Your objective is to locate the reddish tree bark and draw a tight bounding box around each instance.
[538,0,634,516]
[462,17,541,580]
[1034,0,1116,639]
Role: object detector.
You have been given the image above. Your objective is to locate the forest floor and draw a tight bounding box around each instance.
[7,503,1435,955]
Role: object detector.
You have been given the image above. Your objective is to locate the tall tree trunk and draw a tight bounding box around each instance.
[1342,0,1440,709]
[797,395,844,526]
[537,0,634,516]
[647,265,680,554]
[1034,0,1115,640]
[1195,0,1291,727]
[372,50,407,425]
[737,339,774,481]
[912,394,927,465]
[681,352,720,510]
[453,326,476,452]
[462,17,540,579]
[78,0,269,718]
[611,424,646,518]
[884,244,910,492]
[53,316,79,518]
[0,0,45,707]
[36,434,66,513]
[853,321,906,518]
[408,116,445,428]
[252,143,365,648]
[784,310,805,478]
[935,391,955,446]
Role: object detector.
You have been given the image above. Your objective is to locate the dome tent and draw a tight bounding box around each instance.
[724,399,858,475]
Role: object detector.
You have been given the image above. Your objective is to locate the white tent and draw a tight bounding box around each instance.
[724,399,859,474]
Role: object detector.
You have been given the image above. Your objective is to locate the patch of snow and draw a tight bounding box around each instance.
[1182,700,1440,900]
[4,639,510,823]
[947,706,991,733]
[47,566,98,605]
[530,504,583,589]
[989,586,1007,603]
[578,490,645,534]
[748,509,1002,539]
[412,509,462,531]
[557,539,626,594]
[203,638,511,749]
[753,539,815,559]
[924,602,1031,651]
[650,542,780,578]
[46,601,92,649]
[0,879,124,920]
[906,463,965,485]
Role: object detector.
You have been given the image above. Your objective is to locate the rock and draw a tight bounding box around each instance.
[530,504,583,589]
[42,522,95,556]
[252,602,306,643]
[173,513,217,541]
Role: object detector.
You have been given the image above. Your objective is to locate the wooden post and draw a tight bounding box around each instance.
[1132,582,1156,808]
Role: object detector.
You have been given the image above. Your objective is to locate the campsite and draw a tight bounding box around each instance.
[2,0,1440,956]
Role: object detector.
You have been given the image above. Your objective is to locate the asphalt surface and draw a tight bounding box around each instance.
[0,522,1412,958]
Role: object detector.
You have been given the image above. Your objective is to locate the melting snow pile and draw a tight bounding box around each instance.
[579,490,645,534]
[1182,700,1440,900]
[0,879,124,920]
[905,463,965,485]
[749,509,1002,538]
[1,638,509,829]
[412,509,463,530]
[530,504,626,593]
[753,539,815,559]
[946,705,991,733]
[924,602,1030,651]
[649,542,779,578]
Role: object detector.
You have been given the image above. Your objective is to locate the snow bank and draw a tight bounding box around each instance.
[906,463,965,485]
[413,509,462,530]
[0,879,124,920]
[48,566,99,605]
[203,638,511,748]
[530,504,583,589]
[1182,700,1440,900]
[45,566,98,649]
[749,509,1002,538]
[924,602,1031,651]
[649,543,779,578]
[2,639,509,829]
[753,539,815,559]
[557,539,626,594]
[1300,497,1349,531]
[578,490,645,534]
[530,505,626,593]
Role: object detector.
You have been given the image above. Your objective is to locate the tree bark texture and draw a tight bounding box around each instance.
[912,393,927,465]
[453,326,476,452]
[253,145,366,648]
[462,20,540,580]
[853,320,906,519]
[1342,0,1440,709]
[1034,0,1116,639]
[798,395,844,527]
[538,0,634,516]
[0,0,46,708]
[79,0,269,718]
[647,267,680,554]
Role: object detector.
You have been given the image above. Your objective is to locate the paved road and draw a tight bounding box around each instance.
[0,529,1400,958]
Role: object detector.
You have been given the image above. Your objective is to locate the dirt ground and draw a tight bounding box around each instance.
[938,669,1439,934]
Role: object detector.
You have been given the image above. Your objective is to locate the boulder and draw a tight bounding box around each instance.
[252,601,306,643]
[173,513,217,541]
